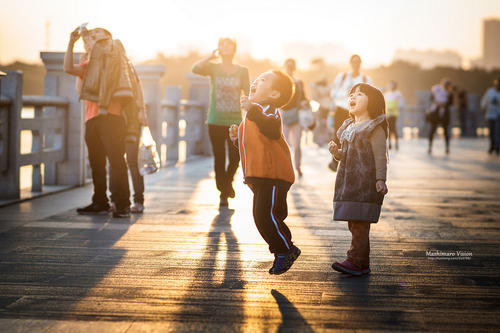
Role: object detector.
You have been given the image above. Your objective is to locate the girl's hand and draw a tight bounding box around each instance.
[240,95,251,111]
[376,180,388,195]
[328,140,343,161]
[229,124,239,142]
[328,140,339,155]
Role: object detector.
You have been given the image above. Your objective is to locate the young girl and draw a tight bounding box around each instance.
[328,83,388,276]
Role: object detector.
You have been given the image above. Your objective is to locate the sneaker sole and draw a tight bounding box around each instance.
[331,262,364,276]
[77,211,110,216]
[270,247,301,275]
[112,214,131,218]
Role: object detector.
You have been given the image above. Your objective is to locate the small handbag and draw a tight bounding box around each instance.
[299,103,315,130]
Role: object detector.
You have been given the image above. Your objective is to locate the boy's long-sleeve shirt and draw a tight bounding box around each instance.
[238,102,295,186]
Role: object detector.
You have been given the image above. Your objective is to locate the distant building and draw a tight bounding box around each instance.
[483,19,500,70]
[471,19,500,70]
[392,49,463,69]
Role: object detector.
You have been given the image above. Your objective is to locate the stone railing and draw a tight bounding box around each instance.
[0,53,171,201]
[158,73,211,165]
[0,52,213,201]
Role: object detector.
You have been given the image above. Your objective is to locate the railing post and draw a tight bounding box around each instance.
[135,66,166,148]
[31,106,43,192]
[183,101,204,157]
[0,71,23,199]
[163,86,181,164]
[186,73,211,156]
[40,51,85,187]
[466,93,479,137]
[416,90,431,138]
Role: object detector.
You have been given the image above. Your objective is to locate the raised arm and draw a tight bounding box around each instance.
[63,27,84,77]
[192,50,217,76]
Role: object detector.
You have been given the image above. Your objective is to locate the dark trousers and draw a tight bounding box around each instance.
[208,124,240,197]
[428,119,450,149]
[251,183,293,254]
[85,115,130,209]
[387,116,398,148]
[488,119,497,150]
[109,136,144,205]
[125,138,144,204]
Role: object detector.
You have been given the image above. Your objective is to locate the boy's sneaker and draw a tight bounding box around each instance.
[131,202,144,214]
[331,260,370,276]
[76,203,110,215]
[112,206,131,218]
[269,245,301,275]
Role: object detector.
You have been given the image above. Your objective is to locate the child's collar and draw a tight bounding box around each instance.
[252,99,278,109]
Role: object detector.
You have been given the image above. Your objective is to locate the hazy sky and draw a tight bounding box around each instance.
[1,0,499,67]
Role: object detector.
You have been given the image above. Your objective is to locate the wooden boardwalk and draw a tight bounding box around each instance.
[0,138,499,332]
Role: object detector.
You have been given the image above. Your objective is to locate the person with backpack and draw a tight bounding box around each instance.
[329,54,372,171]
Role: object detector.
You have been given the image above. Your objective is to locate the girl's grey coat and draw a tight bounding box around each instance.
[333,115,387,223]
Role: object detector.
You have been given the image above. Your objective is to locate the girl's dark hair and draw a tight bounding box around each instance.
[349,83,388,133]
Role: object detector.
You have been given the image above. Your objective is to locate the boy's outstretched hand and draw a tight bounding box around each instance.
[376,180,388,195]
[229,124,239,142]
[240,95,251,111]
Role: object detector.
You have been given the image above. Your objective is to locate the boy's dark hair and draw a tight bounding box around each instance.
[349,82,388,134]
[270,70,295,108]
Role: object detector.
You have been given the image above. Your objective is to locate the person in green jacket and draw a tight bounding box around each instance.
[192,38,250,207]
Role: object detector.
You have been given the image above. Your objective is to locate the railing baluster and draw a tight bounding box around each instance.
[31,105,43,192]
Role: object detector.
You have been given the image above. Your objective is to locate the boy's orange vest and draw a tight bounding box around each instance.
[238,110,295,184]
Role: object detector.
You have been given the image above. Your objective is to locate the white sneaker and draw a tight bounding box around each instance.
[130,202,144,213]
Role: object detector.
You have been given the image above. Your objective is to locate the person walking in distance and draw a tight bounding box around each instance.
[280,58,309,178]
[192,38,250,207]
[427,78,453,155]
[384,80,405,150]
[481,77,500,155]
[329,54,372,171]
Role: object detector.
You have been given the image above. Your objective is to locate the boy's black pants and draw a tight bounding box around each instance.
[250,182,293,254]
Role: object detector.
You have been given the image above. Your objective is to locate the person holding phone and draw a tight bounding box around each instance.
[192,38,250,207]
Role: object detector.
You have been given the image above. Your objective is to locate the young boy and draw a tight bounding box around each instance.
[229,70,300,275]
